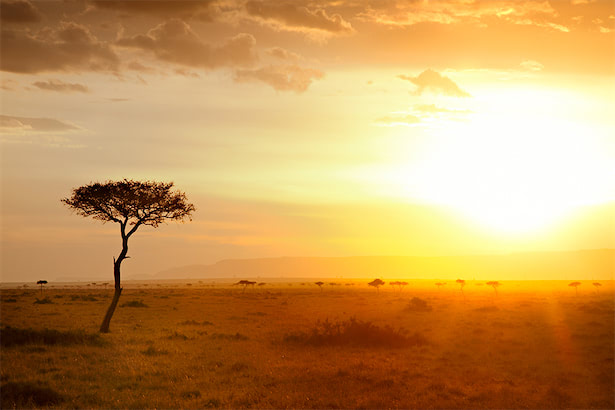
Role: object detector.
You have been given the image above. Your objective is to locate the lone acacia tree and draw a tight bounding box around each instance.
[486,281,501,296]
[62,180,195,333]
[568,281,581,296]
[456,279,466,300]
[36,280,48,296]
[368,278,385,292]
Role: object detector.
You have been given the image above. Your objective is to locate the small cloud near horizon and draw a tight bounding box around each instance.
[398,69,471,97]
[234,64,324,93]
[32,79,90,93]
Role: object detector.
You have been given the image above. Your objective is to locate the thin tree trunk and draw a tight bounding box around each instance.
[100,232,128,333]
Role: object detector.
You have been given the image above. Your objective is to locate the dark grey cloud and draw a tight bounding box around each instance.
[116,19,257,69]
[0,0,41,23]
[91,0,217,21]
[1,22,119,73]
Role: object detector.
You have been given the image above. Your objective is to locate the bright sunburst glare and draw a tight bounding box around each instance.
[373,92,615,235]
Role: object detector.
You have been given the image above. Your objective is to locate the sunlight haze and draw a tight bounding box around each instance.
[1,0,614,282]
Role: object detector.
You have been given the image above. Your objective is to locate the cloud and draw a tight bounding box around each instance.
[356,0,566,31]
[1,22,119,73]
[0,0,41,23]
[116,19,258,69]
[234,64,324,93]
[266,46,301,62]
[398,69,471,97]
[413,104,472,115]
[373,114,421,127]
[0,114,79,132]
[520,60,544,71]
[91,0,217,21]
[244,1,354,36]
[32,79,90,93]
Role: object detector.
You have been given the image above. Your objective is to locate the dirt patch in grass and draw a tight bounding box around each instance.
[1,326,106,347]
[285,318,429,348]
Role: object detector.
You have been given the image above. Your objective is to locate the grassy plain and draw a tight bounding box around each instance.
[1,280,614,409]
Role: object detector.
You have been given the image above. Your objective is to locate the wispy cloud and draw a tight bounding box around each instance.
[32,79,90,93]
[234,64,324,93]
[0,114,79,132]
[398,69,471,98]
[244,1,354,38]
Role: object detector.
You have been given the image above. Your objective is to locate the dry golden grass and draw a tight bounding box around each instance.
[1,280,613,409]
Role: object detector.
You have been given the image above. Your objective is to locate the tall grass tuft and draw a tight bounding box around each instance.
[1,381,63,407]
[1,326,105,347]
[120,300,148,308]
[285,318,428,348]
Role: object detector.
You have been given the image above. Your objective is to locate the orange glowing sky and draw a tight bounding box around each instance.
[1,0,614,281]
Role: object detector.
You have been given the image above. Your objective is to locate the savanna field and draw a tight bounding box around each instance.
[1,280,613,409]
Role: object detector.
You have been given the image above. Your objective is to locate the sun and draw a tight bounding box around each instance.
[371,93,615,235]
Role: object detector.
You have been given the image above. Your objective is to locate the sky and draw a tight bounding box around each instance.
[1,0,614,282]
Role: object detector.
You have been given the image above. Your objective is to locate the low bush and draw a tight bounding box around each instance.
[405,297,433,312]
[34,297,53,304]
[141,345,168,356]
[210,332,248,341]
[1,381,63,407]
[120,300,148,308]
[178,320,214,326]
[1,326,105,347]
[285,318,428,348]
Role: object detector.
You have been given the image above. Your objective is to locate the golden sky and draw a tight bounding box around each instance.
[1,0,614,281]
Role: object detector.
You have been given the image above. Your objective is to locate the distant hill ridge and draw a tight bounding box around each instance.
[151,249,615,280]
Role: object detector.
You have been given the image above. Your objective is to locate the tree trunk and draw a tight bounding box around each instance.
[100,233,128,333]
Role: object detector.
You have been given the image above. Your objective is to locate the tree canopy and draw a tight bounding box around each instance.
[62,179,195,232]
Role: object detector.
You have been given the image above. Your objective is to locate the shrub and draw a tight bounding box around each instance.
[285,318,428,348]
[405,297,433,312]
[210,332,248,341]
[120,300,148,308]
[4,298,17,303]
[1,381,63,407]
[34,297,53,304]
[1,326,105,347]
[179,320,214,326]
[141,345,168,356]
